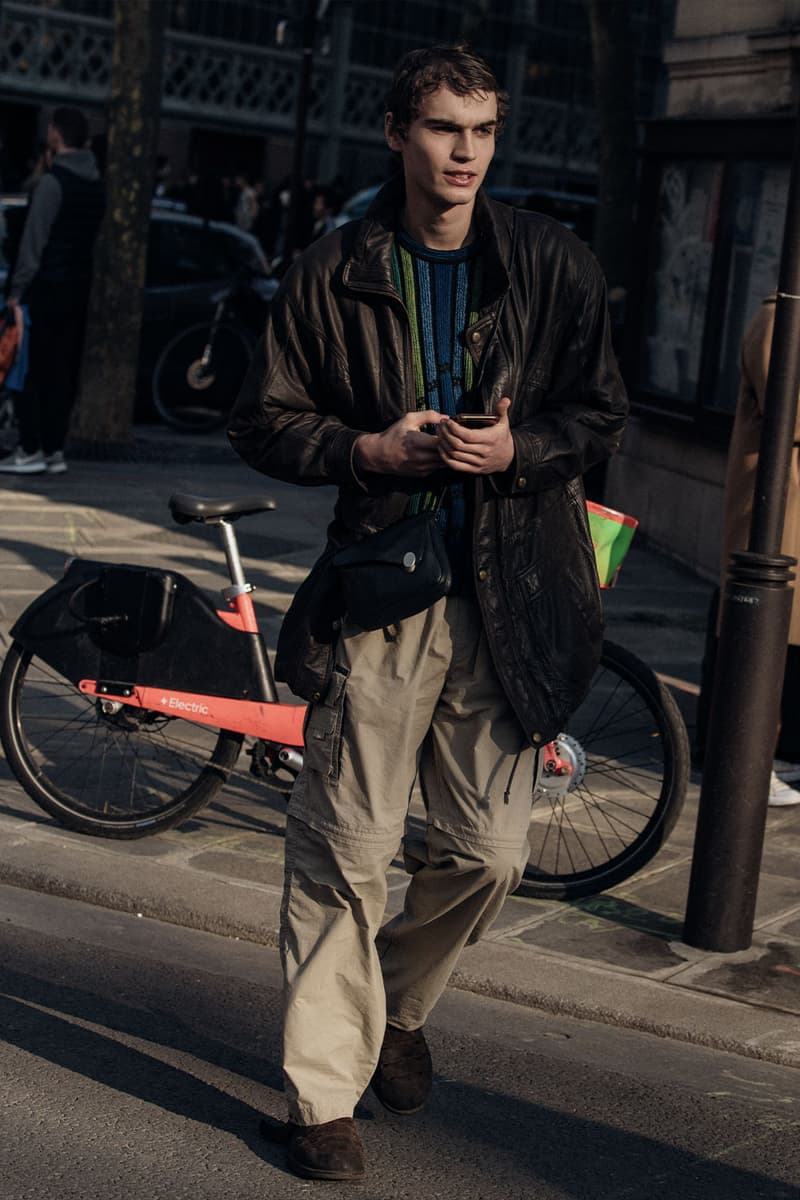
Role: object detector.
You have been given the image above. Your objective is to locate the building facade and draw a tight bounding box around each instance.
[605,0,800,577]
[0,0,673,196]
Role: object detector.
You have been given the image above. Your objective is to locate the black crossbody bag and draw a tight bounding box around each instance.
[332,502,450,631]
[333,213,517,632]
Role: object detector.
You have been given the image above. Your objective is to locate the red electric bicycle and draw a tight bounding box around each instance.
[0,492,689,899]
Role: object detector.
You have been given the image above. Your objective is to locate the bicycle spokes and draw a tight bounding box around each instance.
[521,641,689,899]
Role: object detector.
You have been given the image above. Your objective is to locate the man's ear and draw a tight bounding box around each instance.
[385,112,404,153]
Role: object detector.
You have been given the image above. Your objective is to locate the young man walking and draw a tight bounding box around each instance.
[230,44,627,1182]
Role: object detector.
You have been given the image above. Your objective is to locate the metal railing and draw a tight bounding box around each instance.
[0,1,597,183]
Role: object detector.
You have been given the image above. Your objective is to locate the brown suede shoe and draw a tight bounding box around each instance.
[371,1024,432,1115]
[286,1117,365,1182]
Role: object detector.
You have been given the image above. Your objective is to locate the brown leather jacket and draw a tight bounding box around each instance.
[229,180,628,744]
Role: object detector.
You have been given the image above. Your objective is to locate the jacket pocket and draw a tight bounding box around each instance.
[302,663,349,783]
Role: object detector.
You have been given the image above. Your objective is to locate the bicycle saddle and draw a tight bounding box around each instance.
[169,493,276,524]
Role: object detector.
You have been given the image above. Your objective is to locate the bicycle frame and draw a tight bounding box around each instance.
[76,680,306,745]
[197,292,231,375]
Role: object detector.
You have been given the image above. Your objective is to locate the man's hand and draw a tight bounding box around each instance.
[436,397,514,474]
[354,409,446,476]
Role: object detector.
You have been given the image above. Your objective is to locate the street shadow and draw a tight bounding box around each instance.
[566,894,684,940]
[0,526,304,609]
[0,966,290,1176]
[0,740,295,836]
[1,936,796,1198]
[0,756,71,829]
[408,1034,800,1200]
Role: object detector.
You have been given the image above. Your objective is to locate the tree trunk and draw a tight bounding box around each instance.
[587,0,637,295]
[72,0,168,445]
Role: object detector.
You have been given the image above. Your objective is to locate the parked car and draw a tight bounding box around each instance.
[339,186,381,221]
[340,181,597,244]
[0,198,277,419]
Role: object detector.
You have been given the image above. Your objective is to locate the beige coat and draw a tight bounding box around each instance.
[721,296,800,644]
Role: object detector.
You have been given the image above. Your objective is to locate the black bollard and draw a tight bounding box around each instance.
[684,553,794,950]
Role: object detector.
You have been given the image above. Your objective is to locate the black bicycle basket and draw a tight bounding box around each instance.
[68,565,177,658]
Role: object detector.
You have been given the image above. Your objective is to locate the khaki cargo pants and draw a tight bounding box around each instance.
[280,594,538,1126]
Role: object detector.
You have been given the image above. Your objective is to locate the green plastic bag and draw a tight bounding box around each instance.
[587,501,638,588]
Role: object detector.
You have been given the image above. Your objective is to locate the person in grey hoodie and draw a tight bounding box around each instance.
[1,107,105,474]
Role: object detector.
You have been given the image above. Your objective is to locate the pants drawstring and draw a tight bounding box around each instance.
[503,747,523,804]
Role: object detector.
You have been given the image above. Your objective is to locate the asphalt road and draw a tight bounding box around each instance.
[0,885,798,1200]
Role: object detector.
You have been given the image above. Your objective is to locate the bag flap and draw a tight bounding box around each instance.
[333,514,439,571]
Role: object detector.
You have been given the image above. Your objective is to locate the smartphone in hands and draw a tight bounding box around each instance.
[455,413,500,428]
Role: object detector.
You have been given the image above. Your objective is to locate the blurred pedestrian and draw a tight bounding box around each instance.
[325,172,348,215]
[716,295,800,805]
[0,129,23,193]
[187,170,229,223]
[234,172,258,232]
[257,176,292,263]
[0,107,105,475]
[90,132,107,177]
[20,141,52,195]
[308,186,348,240]
[153,153,172,199]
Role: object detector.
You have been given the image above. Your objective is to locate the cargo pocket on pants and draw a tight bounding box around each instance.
[302,663,349,784]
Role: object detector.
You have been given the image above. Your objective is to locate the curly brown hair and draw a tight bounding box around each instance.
[385,43,509,138]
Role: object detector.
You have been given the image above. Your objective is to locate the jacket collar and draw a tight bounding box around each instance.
[343,174,512,309]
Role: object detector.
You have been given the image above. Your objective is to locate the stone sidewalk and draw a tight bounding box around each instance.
[0,427,798,1069]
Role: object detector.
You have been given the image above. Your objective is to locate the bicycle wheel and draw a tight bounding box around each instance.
[152,321,253,433]
[0,643,243,839]
[517,639,690,900]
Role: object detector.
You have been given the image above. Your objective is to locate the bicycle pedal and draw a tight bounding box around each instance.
[247,740,273,778]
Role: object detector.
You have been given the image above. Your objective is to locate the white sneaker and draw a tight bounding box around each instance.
[769,771,800,806]
[0,447,46,474]
[44,450,67,474]
[773,758,800,782]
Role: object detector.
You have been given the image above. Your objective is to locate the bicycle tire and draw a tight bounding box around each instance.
[0,643,243,839]
[152,321,253,433]
[516,639,690,900]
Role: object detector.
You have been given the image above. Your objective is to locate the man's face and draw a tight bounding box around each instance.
[386,85,498,214]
